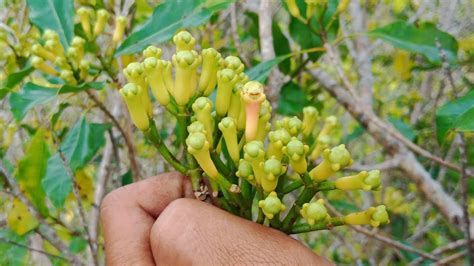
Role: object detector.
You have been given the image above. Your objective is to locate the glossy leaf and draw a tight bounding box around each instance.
[369,21,458,64]
[115,0,233,56]
[16,129,50,217]
[26,0,74,48]
[0,66,34,100]
[436,90,474,144]
[246,55,291,83]
[9,83,58,122]
[57,82,105,94]
[0,229,29,265]
[43,117,109,208]
[454,107,474,132]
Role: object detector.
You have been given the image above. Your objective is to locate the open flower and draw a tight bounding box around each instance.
[283,137,309,174]
[241,81,266,141]
[344,205,390,227]
[300,199,330,225]
[120,83,150,131]
[309,144,353,181]
[186,132,218,179]
[335,170,381,191]
[258,192,286,220]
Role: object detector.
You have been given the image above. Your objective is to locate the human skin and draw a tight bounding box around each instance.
[100,172,333,265]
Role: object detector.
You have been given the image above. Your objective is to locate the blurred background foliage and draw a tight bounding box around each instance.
[0,0,473,265]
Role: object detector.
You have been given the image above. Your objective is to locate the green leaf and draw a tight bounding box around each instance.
[69,237,87,253]
[0,229,29,265]
[289,17,323,61]
[16,129,50,217]
[454,107,474,132]
[342,125,365,144]
[327,199,359,214]
[26,0,74,48]
[0,66,34,100]
[246,55,291,83]
[42,153,71,209]
[436,90,474,144]
[42,117,109,208]
[388,117,417,141]
[369,21,458,64]
[115,0,233,56]
[57,81,105,94]
[276,82,311,115]
[9,83,58,122]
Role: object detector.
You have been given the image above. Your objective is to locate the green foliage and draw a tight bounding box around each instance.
[115,0,233,56]
[0,229,29,265]
[369,21,458,64]
[246,55,291,83]
[388,117,417,141]
[0,66,34,100]
[435,90,474,144]
[277,82,312,116]
[42,117,109,208]
[26,0,75,48]
[9,83,58,122]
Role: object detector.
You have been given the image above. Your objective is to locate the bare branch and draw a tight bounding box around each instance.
[348,156,402,172]
[230,3,251,67]
[434,250,468,265]
[0,237,68,261]
[258,0,284,106]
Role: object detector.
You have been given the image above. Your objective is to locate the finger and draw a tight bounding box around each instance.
[150,198,333,265]
[100,172,193,266]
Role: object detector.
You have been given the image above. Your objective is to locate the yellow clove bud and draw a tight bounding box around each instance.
[222,56,244,74]
[227,84,242,122]
[187,121,206,134]
[335,170,381,191]
[120,83,150,130]
[123,62,152,115]
[44,38,64,57]
[276,116,303,136]
[302,106,319,137]
[192,97,214,145]
[77,7,94,39]
[236,159,255,184]
[143,57,171,106]
[268,128,291,160]
[32,44,56,62]
[300,199,330,225]
[258,191,286,220]
[243,140,265,184]
[186,132,218,179]
[94,9,110,37]
[218,117,239,163]
[142,45,162,59]
[172,50,200,106]
[199,48,222,96]
[173,31,196,52]
[344,205,390,227]
[309,144,353,181]
[79,59,90,80]
[255,100,272,142]
[262,157,286,193]
[216,68,239,116]
[282,137,309,174]
[113,16,128,45]
[32,56,58,76]
[60,70,76,84]
[310,116,337,160]
[241,81,266,141]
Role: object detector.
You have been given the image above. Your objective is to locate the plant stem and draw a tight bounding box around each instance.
[289,217,345,234]
[144,119,187,174]
[256,188,265,224]
[281,180,304,195]
[281,186,318,232]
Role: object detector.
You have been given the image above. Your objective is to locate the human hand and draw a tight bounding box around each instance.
[101,172,333,265]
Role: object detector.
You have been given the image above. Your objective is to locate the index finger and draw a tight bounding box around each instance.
[100,172,193,265]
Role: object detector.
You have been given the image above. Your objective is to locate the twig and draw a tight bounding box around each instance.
[323,43,358,98]
[0,237,68,261]
[434,250,468,265]
[230,3,251,68]
[409,239,467,265]
[458,133,473,264]
[0,162,82,265]
[86,89,140,181]
[348,156,401,171]
[324,201,439,261]
[57,150,98,266]
[258,0,284,106]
